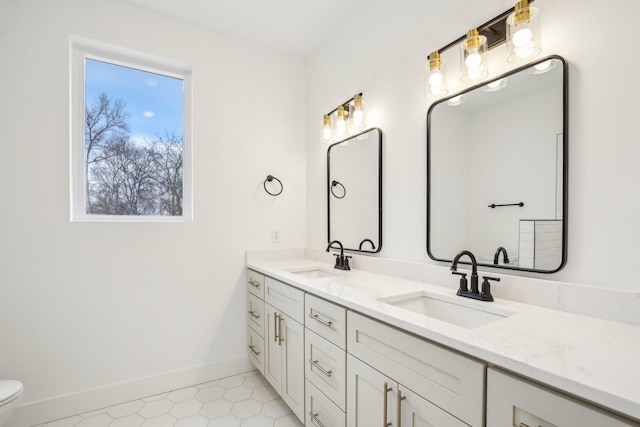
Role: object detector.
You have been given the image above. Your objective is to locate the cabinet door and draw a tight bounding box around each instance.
[398,385,468,427]
[264,304,282,392]
[347,354,397,427]
[280,313,305,422]
[487,368,637,427]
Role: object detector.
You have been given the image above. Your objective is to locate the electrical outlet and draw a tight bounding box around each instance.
[271,228,280,243]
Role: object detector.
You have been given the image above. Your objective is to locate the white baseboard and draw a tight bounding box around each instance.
[10,356,253,427]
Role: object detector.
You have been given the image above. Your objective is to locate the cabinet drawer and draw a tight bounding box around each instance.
[347,311,485,427]
[265,276,304,323]
[248,327,264,375]
[306,380,346,427]
[487,368,637,427]
[305,294,346,349]
[306,329,346,410]
[248,292,264,338]
[247,269,265,299]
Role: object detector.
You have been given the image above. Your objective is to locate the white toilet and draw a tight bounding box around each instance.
[0,380,23,426]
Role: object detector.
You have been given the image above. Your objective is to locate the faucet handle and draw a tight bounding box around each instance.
[481,276,500,302]
[333,253,341,268]
[452,271,468,292]
[343,256,352,270]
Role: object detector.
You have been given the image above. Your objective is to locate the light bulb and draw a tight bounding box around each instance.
[465,50,482,69]
[335,105,347,137]
[512,27,532,47]
[352,107,363,126]
[322,125,332,141]
[467,67,482,80]
[428,71,443,86]
[321,114,332,142]
[430,83,443,95]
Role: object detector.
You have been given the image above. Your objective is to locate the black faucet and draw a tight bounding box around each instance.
[493,247,510,265]
[326,240,351,270]
[451,250,497,301]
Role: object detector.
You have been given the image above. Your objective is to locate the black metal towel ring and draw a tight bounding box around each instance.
[264,175,283,196]
[488,202,524,208]
[331,180,346,199]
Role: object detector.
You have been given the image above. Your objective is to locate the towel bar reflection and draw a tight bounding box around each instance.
[488,202,524,208]
[264,175,283,196]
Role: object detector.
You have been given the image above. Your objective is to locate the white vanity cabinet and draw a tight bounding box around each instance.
[347,311,485,427]
[347,355,467,427]
[246,270,265,375]
[305,294,347,427]
[487,368,637,427]
[263,277,305,422]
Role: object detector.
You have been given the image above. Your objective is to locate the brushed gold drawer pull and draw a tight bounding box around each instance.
[248,310,260,319]
[309,412,327,427]
[519,424,530,427]
[248,344,260,357]
[274,313,280,342]
[309,359,333,377]
[248,279,261,288]
[278,314,285,345]
[383,382,392,427]
[308,312,333,327]
[397,389,406,427]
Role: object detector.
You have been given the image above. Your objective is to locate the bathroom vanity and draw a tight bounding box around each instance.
[246,252,640,427]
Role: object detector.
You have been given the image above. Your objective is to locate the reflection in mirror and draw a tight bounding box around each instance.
[427,56,567,272]
[328,128,382,253]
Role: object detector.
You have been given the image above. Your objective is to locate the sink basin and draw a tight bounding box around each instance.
[378,291,515,329]
[288,267,338,279]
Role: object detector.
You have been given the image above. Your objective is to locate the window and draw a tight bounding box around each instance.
[70,37,192,221]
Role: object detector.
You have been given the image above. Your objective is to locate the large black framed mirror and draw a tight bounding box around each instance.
[328,128,382,253]
[427,55,567,273]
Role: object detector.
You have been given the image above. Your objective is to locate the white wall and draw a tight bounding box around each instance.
[306,0,640,291]
[0,0,306,423]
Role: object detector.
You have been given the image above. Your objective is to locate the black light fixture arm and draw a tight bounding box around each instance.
[325,93,363,117]
[429,0,535,59]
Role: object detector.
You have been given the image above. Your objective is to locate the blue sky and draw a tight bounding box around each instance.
[85,59,183,141]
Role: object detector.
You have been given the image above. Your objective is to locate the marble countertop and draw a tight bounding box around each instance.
[247,257,640,422]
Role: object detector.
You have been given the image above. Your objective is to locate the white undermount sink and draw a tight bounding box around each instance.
[288,267,338,279]
[378,291,516,329]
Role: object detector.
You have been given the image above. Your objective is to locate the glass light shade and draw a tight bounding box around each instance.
[507,2,541,63]
[321,114,333,143]
[460,29,489,83]
[481,78,508,92]
[425,52,448,98]
[334,105,348,140]
[349,94,366,130]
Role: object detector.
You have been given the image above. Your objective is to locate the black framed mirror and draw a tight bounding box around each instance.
[328,128,382,253]
[427,55,567,273]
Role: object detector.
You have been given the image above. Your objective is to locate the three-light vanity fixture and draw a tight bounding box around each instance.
[321,93,367,143]
[425,0,541,98]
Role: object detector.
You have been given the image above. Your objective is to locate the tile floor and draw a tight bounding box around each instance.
[35,371,303,427]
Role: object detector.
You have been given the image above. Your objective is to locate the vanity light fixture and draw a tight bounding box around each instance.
[460,29,489,83]
[425,51,448,98]
[349,94,366,130]
[506,0,541,62]
[423,0,540,98]
[321,93,365,143]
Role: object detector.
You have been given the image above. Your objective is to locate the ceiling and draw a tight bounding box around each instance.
[120,0,374,59]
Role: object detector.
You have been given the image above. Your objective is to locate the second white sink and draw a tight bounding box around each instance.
[379,291,515,329]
